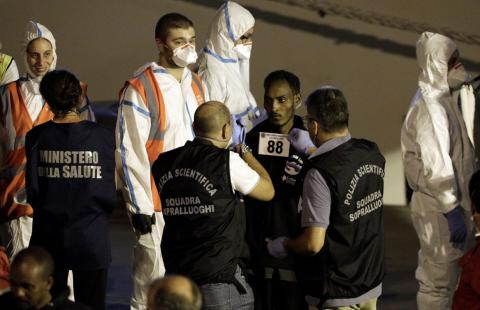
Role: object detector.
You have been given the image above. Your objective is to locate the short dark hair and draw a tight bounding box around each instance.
[155,13,194,42]
[470,170,480,212]
[12,246,54,279]
[264,70,300,95]
[40,70,82,117]
[306,87,349,133]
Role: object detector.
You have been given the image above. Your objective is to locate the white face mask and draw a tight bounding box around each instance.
[447,63,468,88]
[233,43,252,60]
[172,44,198,67]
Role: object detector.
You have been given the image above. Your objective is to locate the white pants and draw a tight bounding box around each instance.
[0,216,32,259]
[130,212,165,310]
[410,192,475,310]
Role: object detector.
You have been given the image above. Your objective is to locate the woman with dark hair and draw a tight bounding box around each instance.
[25,70,116,310]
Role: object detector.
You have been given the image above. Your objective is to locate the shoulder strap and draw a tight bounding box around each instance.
[191,72,205,105]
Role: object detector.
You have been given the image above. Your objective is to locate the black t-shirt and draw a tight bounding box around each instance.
[244,116,308,270]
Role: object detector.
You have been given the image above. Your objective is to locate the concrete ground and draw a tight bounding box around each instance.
[105,204,419,309]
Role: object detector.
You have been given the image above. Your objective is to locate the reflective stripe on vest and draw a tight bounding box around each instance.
[123,68,165,212]
[0,54,13,82]
[191,73,205,105]
[122,68,205,212]
[0,82,54,221]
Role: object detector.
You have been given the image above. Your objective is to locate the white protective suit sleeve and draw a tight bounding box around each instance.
[459,85,476,146]
[403,96,459,213]
[115,86,154,216]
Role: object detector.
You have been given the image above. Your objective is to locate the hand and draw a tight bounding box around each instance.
[266,237,288,259]
[288,128,315,155]
[131,214,154,235]
[444,207,467,250]
[231,115,246,146]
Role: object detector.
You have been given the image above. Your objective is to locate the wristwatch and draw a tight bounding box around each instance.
[239,143,252,156]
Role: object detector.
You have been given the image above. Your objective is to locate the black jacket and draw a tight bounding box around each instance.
[25,121,117,270]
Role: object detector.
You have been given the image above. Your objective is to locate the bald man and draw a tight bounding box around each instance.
[147,275,202,310]
[0,246,88,309]
[151,101,274,309]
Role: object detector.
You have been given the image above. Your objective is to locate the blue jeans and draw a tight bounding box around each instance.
[200,265,254,310]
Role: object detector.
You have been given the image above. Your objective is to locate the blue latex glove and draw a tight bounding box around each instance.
[266,237,288,259]
[288,128,315,155]
[444,206,467,250]
[231,115,246,146]
[251,108,268,128]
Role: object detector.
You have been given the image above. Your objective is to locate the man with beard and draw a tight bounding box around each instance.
[244,70,309,309]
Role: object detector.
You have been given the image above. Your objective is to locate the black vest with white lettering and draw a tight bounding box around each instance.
[298,138,385,300]
[26,121,116,270]
[151,140,249,285]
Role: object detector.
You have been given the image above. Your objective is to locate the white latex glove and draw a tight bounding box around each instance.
[266,237,288,259]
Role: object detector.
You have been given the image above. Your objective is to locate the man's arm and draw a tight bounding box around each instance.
[115,87,155,220]
[413,101,460,212]
[267,168,331,258]
[284,227,326,256]
[235,144,274,201]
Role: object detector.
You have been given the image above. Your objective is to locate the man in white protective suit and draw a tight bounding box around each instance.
[198,0,262,143]
[401,31,477,310]
[115,13,207,310]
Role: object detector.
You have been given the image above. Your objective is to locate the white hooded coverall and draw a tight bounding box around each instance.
[115,62,207,310]
[198,1,260,131]
[401,32,477,310]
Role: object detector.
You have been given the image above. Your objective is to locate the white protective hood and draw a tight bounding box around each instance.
[23,21,57,85]
[416,32,457,101]
[416,32,476,145]
[203,1,254,61]
[198,1,258,122]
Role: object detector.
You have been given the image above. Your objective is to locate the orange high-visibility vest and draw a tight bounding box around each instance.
[0,80,89,222]
[121,67,205,212]
[0,81,53,221]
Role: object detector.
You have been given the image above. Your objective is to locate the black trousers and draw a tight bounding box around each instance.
[52,267,108,310]
[251,269,308,310]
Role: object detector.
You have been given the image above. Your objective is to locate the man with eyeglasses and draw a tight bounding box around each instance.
[198,1,260,142]
[268,87,385,309]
